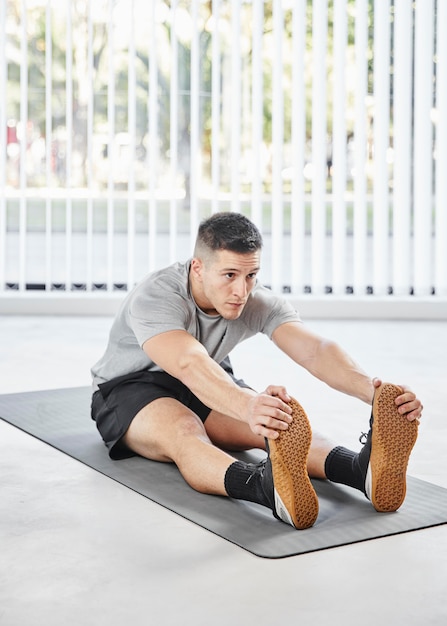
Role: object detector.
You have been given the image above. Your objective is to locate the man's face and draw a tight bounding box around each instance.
[190,249,261,319]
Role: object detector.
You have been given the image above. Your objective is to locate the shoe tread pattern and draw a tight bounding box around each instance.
[371,383,419,512]
[269,398,319,529]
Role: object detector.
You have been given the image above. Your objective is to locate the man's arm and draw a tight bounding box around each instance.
[272,321,422,420]
[142,329,293,438]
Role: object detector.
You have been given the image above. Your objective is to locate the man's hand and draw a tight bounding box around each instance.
[245,385,293,440]
[373,378,423,422]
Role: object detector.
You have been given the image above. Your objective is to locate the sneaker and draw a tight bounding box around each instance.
[263,397,319,529]
[359,383,419,512]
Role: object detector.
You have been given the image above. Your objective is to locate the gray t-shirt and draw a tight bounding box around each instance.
[91,260,301,389]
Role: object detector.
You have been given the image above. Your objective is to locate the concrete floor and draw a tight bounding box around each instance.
[0,314,446,626]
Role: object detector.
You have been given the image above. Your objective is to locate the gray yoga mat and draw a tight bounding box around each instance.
[1,386,446,559]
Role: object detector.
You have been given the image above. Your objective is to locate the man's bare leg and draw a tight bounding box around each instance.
[204,409,265,451]
[122,397,235,495]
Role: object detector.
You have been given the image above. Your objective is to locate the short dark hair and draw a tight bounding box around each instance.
[194,212,263,257]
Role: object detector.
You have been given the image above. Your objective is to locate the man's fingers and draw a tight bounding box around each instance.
[394,388,423,421]
[259,392,292,417]
[254,424,283,440]
[247,392,294,438]
[264,384,291,403]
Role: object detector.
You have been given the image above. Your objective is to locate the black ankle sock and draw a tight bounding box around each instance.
[324,446,365,493]
[224,460,270,508]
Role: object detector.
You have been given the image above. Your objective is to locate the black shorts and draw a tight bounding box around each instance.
[91,362,251,460]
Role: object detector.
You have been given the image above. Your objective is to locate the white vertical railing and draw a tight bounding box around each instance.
[127,0,136,289]
[352,0,368,294]
[0,0,6,290]
[250,0,263,231]
[86,0,94,290]
[413,0,434,296]
[230,0,241,214]
[169,0,179,265]
[331,0,347,295]
[290,0,306,295]
[189,0,200,251]
[106,0,115,291]
[148,0,159,272]
[45,1,52,292]
[211,0,221,217]
[435,0,447,297]
[0,0,446,313]
[19,0,27,291]
[372,0,390,295]
[65,0,73,290]
[270,0,284,294]
[311,0,328,295]
[392,0,413,296]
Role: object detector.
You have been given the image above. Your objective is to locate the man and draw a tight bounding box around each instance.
[91,212,422,529]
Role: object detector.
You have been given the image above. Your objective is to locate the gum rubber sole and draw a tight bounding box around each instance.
[268,397,319,529]
[370,383,419,512]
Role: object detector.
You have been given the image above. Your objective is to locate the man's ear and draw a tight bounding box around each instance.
[190,257,203,281]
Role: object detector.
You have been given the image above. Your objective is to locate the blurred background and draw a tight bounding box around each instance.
[0,0,446,314]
